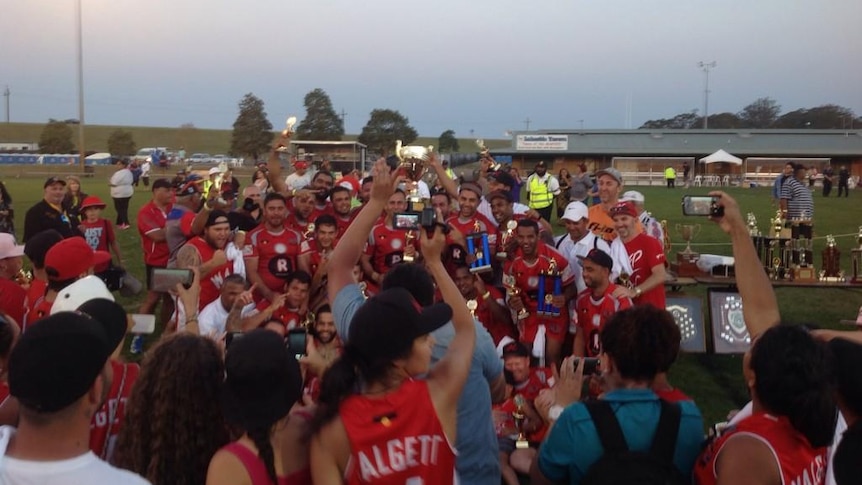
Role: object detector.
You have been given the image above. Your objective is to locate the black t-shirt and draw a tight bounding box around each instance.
[24,200,75,242]
[228,210,260,232]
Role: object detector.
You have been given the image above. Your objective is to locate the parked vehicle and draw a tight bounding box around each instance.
[187,153,212,164]
[134,147,170,163]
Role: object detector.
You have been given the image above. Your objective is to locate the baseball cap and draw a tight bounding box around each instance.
[23,230,64,269]
[0,233,24,260]
[502,341,530,358]
[487,170,516,189]
[621,191,645,203]
[487,190,513,204]
[9,311,116,413]
[208,167,223,176]
[578,248,614,271]
[459,182,483,198]
[596,167,623,185]
[152,178,172,190]
[43,176,66,188]
[570,184,588,202]
[79,195,107,211]
[561,201,589,222]
[176,180,202,197]
[294,161,308,170]
[205,209,230,227]
[610,201,638,219]
[347,288,452,363]
[222,329,303,430]
[44,237,112,281]
[51,275,114,314]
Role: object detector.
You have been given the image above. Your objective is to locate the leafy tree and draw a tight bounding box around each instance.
[106,129,136,156]
[38,119,74,153]
[705,112,741,129]
[639,111,700,129]
[358,109,418,156]
[438,129,459,153]
[738,97,781,128]
[230,93,273,160]
[773,104,856,129]
[296,88,344,141]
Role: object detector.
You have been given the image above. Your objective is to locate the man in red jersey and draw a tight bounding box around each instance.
[329,186,355,237]
[0,234,27,327]
[22,230,63,326]
[452,264,516,349]
[285,190,315,236]
[360,189,420,287]
[610,201,667,309]
[136,178,173,315]
[248,271,311,335]
[574,248,633,357]
[298,214,338,307]
[175,210,235,312]
[488,190,553,260]
[306,171,335,222]
[431,189,456,218]
[244,193,303,304]
[504,219,574,367]
[446,183,497,242]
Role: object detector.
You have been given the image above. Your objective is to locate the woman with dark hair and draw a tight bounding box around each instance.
[207,330,310,485]
[556,168,572,219]
[113,333,229,485]
[0,181,14,236]
[252,168,271,194]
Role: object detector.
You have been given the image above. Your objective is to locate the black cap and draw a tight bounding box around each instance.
[487,190,513,204]
[502,341,530,358]
[488,170,516,189]
[77,298,129,354]
[24,229,64,268]
[9,312,116,413]
[222,330,303,430]
[578,248,614,271]
[43,176,66,188]
[176,180,201,197]
[151,178,172,190]
[205,209,230,227]
[347,288,452,363]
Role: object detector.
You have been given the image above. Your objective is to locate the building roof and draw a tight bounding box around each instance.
[492,129,862,157]
[290,140,367,148]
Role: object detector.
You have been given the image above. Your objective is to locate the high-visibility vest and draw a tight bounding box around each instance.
[664,167,676,179]
[528,175,553,209]
[444,168,456,179]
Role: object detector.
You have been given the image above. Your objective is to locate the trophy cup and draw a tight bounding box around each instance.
[467,220,493,274]
[303,223,315,241]
[512,394,530,450]
[538,259,562,317]
[747,213,761,237]
[792,238,816,282]
[503,274,529,321]
[466,299,478,318]
[770,209,791,239]
[851,226,862,283]
[497,220,518,260]
[616,272,634,289]
[394,140,433,212]
[403,230,417,263]
[672,224,702,277]
[822,235,842,281]
[477,139,501,171]
[276,116,298,152]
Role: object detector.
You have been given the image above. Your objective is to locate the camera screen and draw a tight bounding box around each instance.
[682,196,715,216]
[394,213,420,230]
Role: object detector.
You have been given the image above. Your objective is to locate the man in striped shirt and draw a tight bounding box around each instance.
[780,163,814,222]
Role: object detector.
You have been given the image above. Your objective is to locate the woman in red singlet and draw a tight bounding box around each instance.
[207,329,310,485]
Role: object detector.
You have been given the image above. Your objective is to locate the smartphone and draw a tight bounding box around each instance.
[393,212,420,230]
[286,329,308,358]
[681,195,724,217]
[129,314,156,334]
[574,357,601,375]
[151,268,193,292]
[226,332,244,348]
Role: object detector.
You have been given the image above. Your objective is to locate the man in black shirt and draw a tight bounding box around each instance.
[23,177,75,243]
[822,164,835,197]
[838,166,851,198]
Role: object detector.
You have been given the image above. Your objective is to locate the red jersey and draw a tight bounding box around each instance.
[90,360,139,461]
[504,244,575,342]
[694,413,827,485]
[364,223,420,274]
[623,232,667,309]
[27,296,53,330]
[0,279,26,330]
[285,213,312,237]
[471,287,517,346]
[309,202,334,223]
[446,212,498,247]
[137,200,171,266]
[341,379,457,485]
[575,283,633,357]
[25,279,47,324]
[255,300,306,332]
[299,239,332,277]
[333,213,355,239]
[78,218,115,272]
[187,237,234,310]
[245,225,303,295]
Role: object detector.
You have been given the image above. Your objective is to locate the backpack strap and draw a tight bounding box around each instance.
[555,234,566,250]
[585,400,628,454]
[649,400,682,463]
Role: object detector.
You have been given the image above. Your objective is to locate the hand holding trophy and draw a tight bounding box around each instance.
[274,116,298,152]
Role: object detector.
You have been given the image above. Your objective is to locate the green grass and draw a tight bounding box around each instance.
[1,167,859,427]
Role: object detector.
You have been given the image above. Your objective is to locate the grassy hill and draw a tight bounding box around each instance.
[0,122,510,156]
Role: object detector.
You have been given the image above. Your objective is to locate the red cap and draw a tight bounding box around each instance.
[45,237,112,281]
[79,195,107,211]
[610,201,638,219]
[294,161,308,170]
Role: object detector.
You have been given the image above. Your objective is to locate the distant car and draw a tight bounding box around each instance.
[134,147,170,163]
[187,153,211,164]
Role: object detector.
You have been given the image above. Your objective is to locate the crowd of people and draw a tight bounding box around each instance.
[0,133,859,485]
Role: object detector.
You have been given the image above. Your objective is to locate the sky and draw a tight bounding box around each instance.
[2,0,861,139]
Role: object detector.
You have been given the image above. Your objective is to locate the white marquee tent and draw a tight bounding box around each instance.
[699,149,742,165]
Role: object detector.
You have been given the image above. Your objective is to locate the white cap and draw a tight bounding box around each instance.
[208,167,223,176]
[621,190,645,203]
[51,275,114,315]
[561,201,589,222]
[0,233,24,260]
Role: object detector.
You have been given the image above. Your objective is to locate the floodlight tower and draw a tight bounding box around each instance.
[698,61,717,129]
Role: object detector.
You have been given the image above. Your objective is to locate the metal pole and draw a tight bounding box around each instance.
[3,86,9,123]
[698,61,716,129]
[76,0,85,168]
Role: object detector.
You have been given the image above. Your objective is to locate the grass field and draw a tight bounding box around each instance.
[1,165,860,428]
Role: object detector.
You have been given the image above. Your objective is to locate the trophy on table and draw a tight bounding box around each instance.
[852,226,862,283]
[671,223,702,277]
[821,235,843,282]
[538,259,562,317]
[512,394,530,450]
[503,274,529,321]
[497,220,518,260]
[770,209,791,239]
[792,238,816,282]
[467,220,493,274]
[394,140,433,213]
[747,212,761,237]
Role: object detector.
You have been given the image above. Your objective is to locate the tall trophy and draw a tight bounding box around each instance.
[403,230,417,263]
[477,139,501,171]
[821,235,842,282]
[792,238,815,282]
[538,259,562,317]
[276,116,298,152]
[746,212,761,237]
[503,274,529,321]
[467,220,493,274]
[512,395,530,449]
[671,224,701,277]
[497,220,518,260]
[852,226,862,283]
[394,140,433,212]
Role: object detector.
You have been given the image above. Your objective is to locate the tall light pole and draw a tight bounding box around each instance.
[76,0,86,168]
[698,61,716,129]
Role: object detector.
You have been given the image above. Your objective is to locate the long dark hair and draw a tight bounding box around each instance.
[750,325,836,448]
[248,426,277,485]
[0,181,12,204]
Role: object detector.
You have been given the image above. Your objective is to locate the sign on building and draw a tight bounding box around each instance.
[515,134,568,151]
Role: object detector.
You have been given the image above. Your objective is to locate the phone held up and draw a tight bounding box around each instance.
[286,329,308,359]
[681,195,724,218]
[573,357,601,375]
[150,268,193,293]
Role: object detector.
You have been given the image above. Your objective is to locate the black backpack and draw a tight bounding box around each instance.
[581,399,690,485]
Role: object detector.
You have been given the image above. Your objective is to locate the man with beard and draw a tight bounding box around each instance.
[611,201,667,309]
[505,219,574,367]
[452,264,516,350]
[175,210,235,311]
[446,183,497,247]
[245,193,303,304]
[301,304,343,401]
[574,248,632,358]
[165,177,205,266]
[431,189,456,218]
[488,190,553,259]
[587,168,642,242]
[329,186,354,237]
[526,161,560,223]
[298,214,338,308]
[228,185,263,232]
[285,190,314,236]
[360,189,420,288]
[23,177,75,242]
[307,171,335,222]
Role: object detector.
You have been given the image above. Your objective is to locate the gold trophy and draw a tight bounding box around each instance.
[792,238,815,282]
[660,219,672,255]
[303,223,315,241]
[617,272,634,289]
[403,230,417,263]
[477,139,501,171]
[276,116,298,152]
[498,220,518,260]
[672,224,701,277]
[822,235,842,281]
[15,269,32,289]
[503,274,529,321]
[302,310,315,329]
[746,212,760,237]
[512,394,530,449]
[466,299,478,318]
[851,226,862,283]
[394,140,433,212]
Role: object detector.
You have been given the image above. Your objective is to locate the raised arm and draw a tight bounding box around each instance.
[428,154,459,199]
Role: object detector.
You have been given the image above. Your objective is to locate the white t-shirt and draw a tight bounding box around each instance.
[198,298,256,336]
[285,172,313,191]
[110,169,134,198]
[141,161,151,177]
[0,426,150,485]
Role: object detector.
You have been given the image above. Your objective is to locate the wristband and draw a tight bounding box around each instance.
[634,287,642,297]
[482,291,491,300]
[548,404,564,422]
